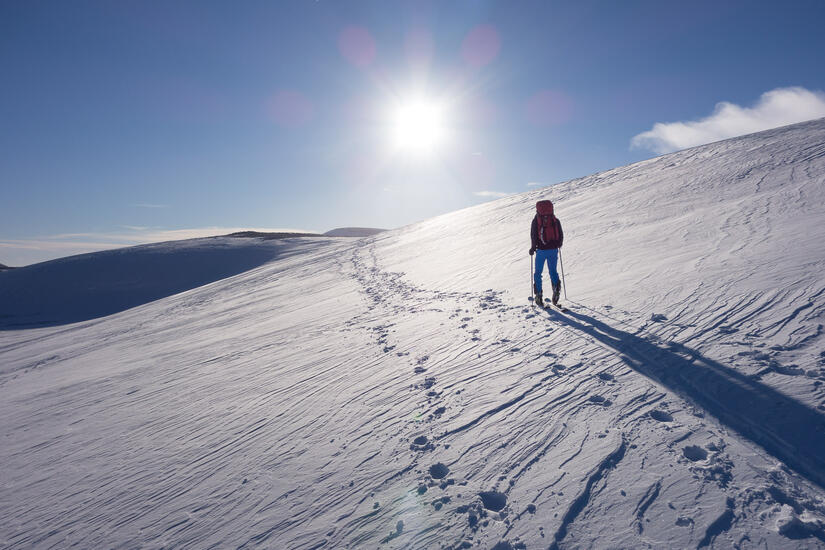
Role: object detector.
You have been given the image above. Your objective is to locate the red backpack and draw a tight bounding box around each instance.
[536,200,559,244]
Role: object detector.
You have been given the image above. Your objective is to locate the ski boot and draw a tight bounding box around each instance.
[552,281,561,306]
[534,284,544,307]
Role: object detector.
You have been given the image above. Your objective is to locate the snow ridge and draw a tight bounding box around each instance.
[633,478,662,534]
[548,435,628,550]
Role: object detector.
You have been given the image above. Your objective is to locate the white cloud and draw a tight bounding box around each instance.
[133,203,170,208]
[631,87,825,154]
[526,182,544,187]
[473,190,511,198]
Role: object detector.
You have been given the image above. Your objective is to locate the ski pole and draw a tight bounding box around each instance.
[559,248,568,300]
[530,254,534,303]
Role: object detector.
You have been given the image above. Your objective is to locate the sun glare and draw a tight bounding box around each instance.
[392,98,447,154]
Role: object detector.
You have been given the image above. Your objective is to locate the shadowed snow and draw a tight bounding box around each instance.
[0,236,319,328]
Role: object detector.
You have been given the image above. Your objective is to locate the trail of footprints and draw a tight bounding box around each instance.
[348,247,531,547]
[347,246,825,548]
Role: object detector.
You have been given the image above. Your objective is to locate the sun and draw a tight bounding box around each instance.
[391,98,447,154]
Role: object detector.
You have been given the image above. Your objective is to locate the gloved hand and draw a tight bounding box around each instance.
[529,247,535,256]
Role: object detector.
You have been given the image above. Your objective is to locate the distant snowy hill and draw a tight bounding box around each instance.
[226,230,320,239]
[2,119,825,549]
[324,227,387,237]
[0,262,12,271]
[0,236,323,328]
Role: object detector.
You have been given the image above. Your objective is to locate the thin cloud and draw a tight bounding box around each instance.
[133,203,170,209]
[474,190,511,198]
[46,227,314,244]
[631,87,825,154]
[526,182,544,187]
[0,239,127,252]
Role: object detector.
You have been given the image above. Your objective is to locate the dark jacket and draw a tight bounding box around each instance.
[531,215,563,250]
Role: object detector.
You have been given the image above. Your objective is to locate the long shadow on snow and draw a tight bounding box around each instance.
[546,305,825,489]
[0,239,295,330]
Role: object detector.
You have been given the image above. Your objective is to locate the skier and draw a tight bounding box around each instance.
[529,199,564,307]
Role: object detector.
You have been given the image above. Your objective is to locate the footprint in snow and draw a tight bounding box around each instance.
[431,495,451,511]
[379,520,405,544]
[676,516,694,527]
[682,445,708,462]
[418,377,436,390]
[588,395,613,406]
[429,463,450,479]
[410,435,434,451]
[479,491,507,512]
[457,502,486,530]
[597,372,614,381]
[649,410,674,422]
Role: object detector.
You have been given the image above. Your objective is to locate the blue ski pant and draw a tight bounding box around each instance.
[534,248,560,293]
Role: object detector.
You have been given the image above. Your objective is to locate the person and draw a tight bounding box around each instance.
[529,199,564,306]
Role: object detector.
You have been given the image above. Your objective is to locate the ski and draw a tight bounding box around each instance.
[545,300,568,313]
[529,297,568,313]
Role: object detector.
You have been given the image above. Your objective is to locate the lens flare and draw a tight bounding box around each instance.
[338,26,377,68]
[461,25,501,68]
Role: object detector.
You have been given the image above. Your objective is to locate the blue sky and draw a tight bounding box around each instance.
[3,0,825,265]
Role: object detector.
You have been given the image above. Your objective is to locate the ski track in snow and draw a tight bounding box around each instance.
[2,119,825,549]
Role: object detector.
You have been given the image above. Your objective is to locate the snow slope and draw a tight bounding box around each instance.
[324,227,387,237]
[2,118,825,549]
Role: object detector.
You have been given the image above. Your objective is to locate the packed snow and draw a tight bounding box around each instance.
[2,119,825,549]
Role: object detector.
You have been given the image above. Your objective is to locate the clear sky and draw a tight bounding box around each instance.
[3,0,825,266]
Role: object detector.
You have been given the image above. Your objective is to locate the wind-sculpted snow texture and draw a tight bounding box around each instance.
[2,119,825,549]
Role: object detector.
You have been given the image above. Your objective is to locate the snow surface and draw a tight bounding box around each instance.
[2,119,825,549]
[324,227,388,237]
